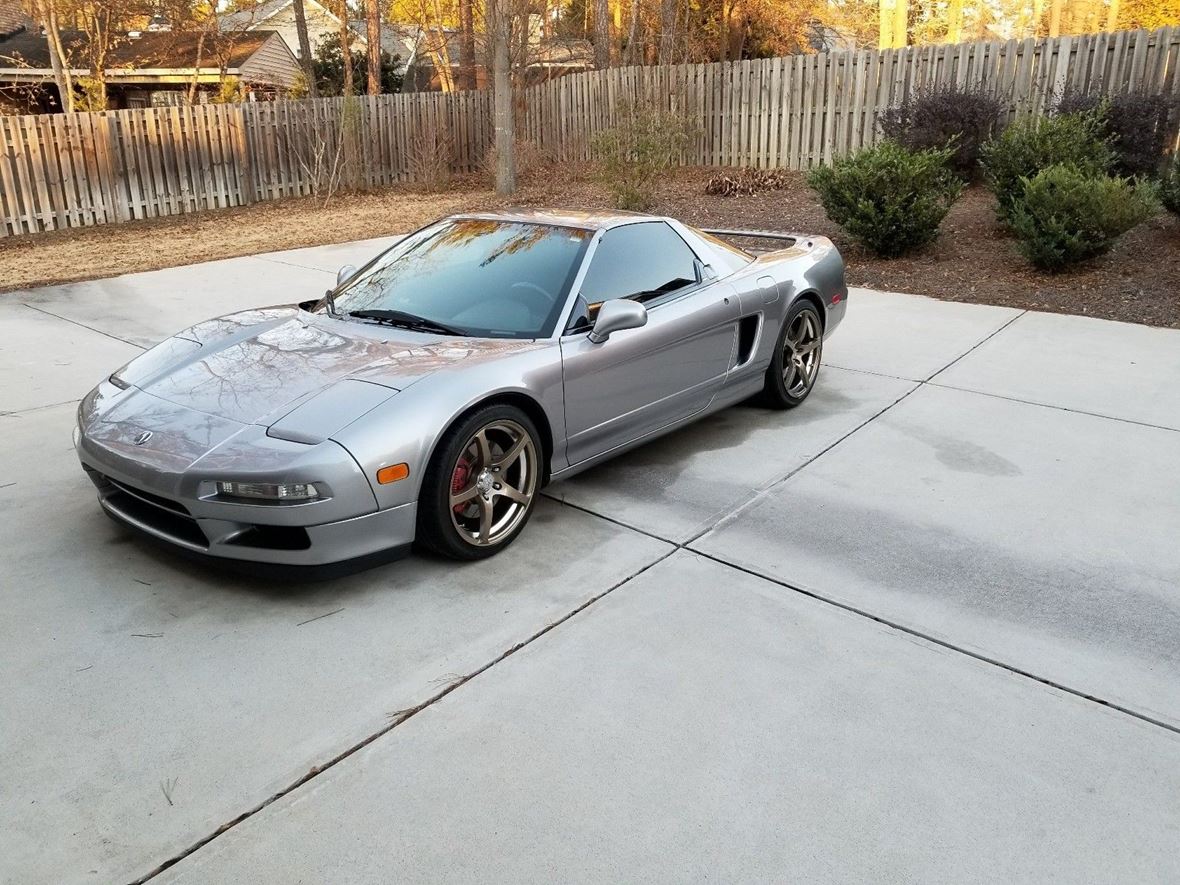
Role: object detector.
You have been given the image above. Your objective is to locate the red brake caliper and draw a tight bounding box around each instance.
[451,456,472,514]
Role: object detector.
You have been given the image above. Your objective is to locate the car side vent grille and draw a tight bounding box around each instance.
[735,315,760,367]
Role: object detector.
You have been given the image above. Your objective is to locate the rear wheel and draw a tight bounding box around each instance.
[762,301,823,409]
[416,404,541,560]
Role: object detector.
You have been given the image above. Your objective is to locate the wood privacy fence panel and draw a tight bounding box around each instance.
[2,26,1178,237]
[0,90,494,236]
[522,25,1180,170]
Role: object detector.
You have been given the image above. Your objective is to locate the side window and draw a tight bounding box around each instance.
[579,222,701,308]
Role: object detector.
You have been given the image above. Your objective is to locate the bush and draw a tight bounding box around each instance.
[1160,157,1180,216]
[878,86,1004,178]
[704,166,791,196]
[807,141,963,258]
[1008,164,1157,272]
[980,113,1114,221]
[592,99,700,210]
[1056,91,1179,178]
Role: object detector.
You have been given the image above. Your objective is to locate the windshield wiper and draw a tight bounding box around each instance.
[348,309,465,336]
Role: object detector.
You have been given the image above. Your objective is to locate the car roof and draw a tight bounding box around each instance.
[449,208,665,231]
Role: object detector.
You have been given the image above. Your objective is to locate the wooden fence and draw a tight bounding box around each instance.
[523,26,1180,170]
[2,26,1178,237]
[0,90,493,237]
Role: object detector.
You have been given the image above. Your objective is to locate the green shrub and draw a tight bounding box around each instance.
[1057,91,1179,178]
[1008,164,1157,272]
[980,114,1114,221]
[878,86,1004,178]
[592,99,700,210]
[1160,157,1180,216]
[807,140,963,258]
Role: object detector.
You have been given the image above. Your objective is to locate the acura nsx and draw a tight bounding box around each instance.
[75,209,846,572]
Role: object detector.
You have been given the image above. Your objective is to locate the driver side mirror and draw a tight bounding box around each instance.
[337,265,358,288]
[588,299,647,344]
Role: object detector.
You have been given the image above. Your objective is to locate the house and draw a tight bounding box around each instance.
[402,30,594,92]
[0,28,302,113]
[0,0,32,41]
[219,0,363,60]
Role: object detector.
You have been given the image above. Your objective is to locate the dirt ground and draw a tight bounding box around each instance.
[3,164,1178,328]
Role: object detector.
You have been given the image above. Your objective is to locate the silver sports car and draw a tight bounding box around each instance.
[76,210,846,573]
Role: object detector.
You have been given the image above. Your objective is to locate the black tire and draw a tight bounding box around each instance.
[416,404,542,561]
[762,300,824,409]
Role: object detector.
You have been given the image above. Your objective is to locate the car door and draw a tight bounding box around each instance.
[560,221,740,466]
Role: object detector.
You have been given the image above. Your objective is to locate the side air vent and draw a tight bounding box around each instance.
[736,315,760,367]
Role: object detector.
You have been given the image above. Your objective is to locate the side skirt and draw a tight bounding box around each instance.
[549,374,765,484]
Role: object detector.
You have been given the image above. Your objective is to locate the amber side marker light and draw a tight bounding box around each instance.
[377,463,410,484]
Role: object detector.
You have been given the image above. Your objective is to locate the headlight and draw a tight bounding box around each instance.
[215,481,322,502]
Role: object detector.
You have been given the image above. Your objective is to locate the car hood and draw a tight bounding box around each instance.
[115,307,541,426]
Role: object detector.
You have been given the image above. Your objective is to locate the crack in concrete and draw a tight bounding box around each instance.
[20,302,148,350]
[132,546,678,884]
[689,549,1180,738]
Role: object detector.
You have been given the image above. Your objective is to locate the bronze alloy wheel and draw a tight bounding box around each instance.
[782,307,822,398]
[447,418,539,547]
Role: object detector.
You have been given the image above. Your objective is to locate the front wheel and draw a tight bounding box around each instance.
[762,301,823,409]
[416,405,542,560]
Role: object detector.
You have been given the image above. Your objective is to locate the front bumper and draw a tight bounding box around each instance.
[83,464,417,567]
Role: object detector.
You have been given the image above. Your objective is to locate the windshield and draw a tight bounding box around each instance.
[328,219,592,339]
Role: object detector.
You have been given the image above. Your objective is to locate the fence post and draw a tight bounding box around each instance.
[233,104,256,205]
[92,113,124,224]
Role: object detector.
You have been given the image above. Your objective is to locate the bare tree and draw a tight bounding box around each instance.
[365,0,381,93]
[878,0,892,48]
[1048,0,1063,36]
[293,0,319,97]
[658,0,675,62]
[458,0,476,89]
[594,0,610,67]
[892,0,907,48]
[946,0,963,42]
[1105,0,1120,30]
[338,0,353,95]
[488,0,514,194]
[31,0,75,111]
[624,0,641,64]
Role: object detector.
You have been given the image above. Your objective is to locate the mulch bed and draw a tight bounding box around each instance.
[3,164,1178,328]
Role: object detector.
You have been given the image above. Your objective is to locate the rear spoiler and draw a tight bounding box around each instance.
[699,228,813,250]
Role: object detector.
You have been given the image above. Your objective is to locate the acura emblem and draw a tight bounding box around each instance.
[133,431,153,446]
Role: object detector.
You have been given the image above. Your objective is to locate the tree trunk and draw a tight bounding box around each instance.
[892,0,907,48]
[879,0,894,48]
[946,0,963,43]
[339,1,354,96]
[1105,0,1120,31]
[490,0,515,194]
[1031,0,1043,37]
[658,0,675,63]
[293,0,318,97]
[625,0,640,64]
[1048,0,1063,37]
[35,0,75,112]
[458,0,476,89]
[719,0,729,61]
[188,28,207,105]
[594,0,611,68]
[366,0,381,93]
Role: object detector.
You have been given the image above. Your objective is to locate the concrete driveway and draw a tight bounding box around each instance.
[2,238,1179,884]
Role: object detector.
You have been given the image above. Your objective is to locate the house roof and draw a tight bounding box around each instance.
[409,30,593,69]
[218,0,292,32]
[0,28,282,72]
[0,0,32,39]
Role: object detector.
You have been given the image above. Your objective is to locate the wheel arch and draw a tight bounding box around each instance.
[430,391,556,486]
[793,290,827,330]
